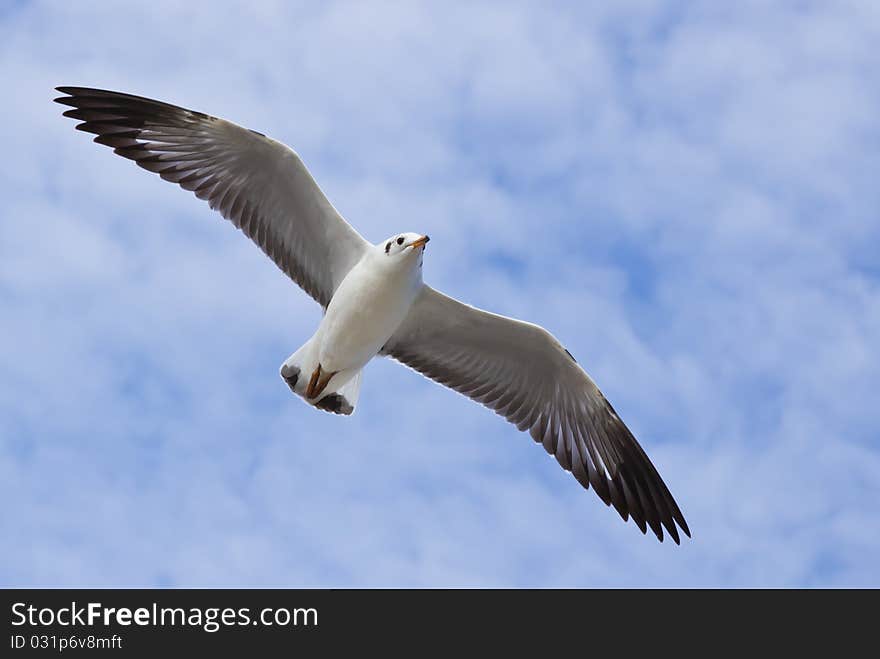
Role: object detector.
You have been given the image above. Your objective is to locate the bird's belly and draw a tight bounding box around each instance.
[317,265,419,371]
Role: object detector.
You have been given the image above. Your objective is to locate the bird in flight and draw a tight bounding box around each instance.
[55,86,690,543]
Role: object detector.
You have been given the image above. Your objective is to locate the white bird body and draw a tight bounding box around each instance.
[280,237,427,412]
[319,241,424,374]
[56,86,691,543]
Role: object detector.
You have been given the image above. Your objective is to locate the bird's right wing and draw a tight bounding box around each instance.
[383,285,690,543]
[55,86,369,308]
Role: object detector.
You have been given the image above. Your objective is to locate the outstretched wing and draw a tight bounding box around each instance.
[55,86,369,307]
[383,286,690,543]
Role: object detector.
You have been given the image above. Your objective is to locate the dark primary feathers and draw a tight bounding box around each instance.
[54,86,368,308]
[384,287,690,543]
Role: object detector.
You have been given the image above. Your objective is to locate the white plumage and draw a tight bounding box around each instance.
[56,86,690,543]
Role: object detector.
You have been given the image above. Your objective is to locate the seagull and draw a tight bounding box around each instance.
[55,86,690,544]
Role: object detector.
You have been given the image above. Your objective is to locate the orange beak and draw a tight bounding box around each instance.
[410,235,430,249]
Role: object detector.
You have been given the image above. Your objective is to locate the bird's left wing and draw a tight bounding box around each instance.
[382,285,690,543]
[55,86,369,308]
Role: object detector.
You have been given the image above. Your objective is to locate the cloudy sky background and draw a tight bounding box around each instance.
[1,0,878,586]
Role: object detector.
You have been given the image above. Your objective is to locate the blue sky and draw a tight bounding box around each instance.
[1,0,879,586]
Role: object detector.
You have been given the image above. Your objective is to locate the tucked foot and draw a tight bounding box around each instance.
[305,364,322,398]
[315,393,354,415]
[280,363,300,393]
[305,364,338,399]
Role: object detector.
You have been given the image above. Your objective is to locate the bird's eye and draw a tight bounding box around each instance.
[397,236,405,245]
[385,242,391,254]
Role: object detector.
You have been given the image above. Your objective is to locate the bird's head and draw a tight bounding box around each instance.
[379,233,430,259]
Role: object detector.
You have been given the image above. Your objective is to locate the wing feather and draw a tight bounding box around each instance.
[55,86,368,307]
[384,286,690,543]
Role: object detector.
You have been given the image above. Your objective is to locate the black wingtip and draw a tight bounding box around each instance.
[660,519,689,544]
[678,516,692,539]
[55,85,80,96]
[55,86,119,101]
[56,85,94,94]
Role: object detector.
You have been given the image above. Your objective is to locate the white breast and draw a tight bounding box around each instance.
[316,250,423,372]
